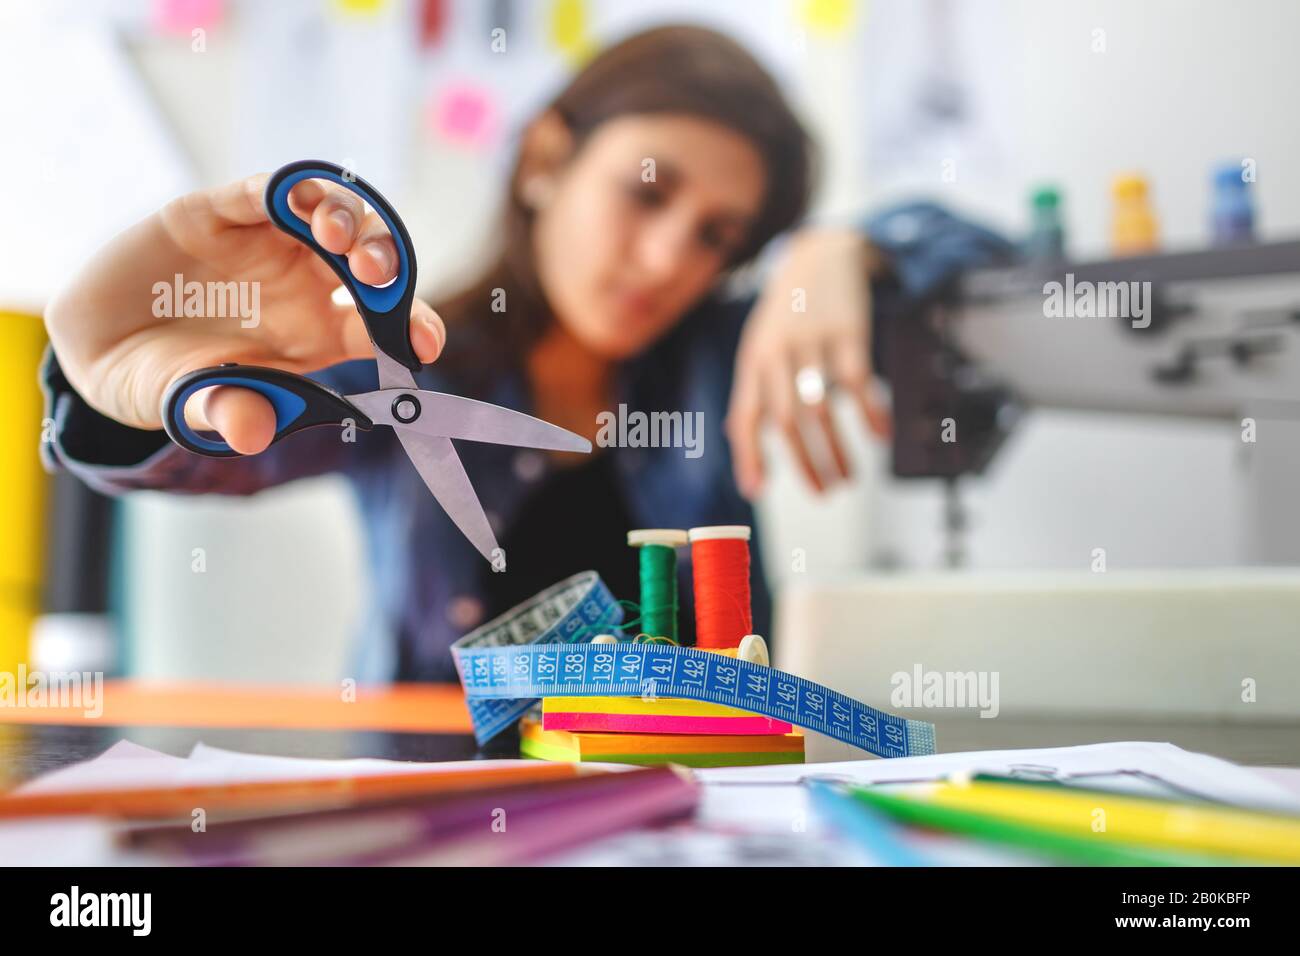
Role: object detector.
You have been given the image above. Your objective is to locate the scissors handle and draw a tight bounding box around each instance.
[162,365,372,458]
[264,160,421,373]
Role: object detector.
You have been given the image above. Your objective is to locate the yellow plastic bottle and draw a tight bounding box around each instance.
[1111,173,1159,255]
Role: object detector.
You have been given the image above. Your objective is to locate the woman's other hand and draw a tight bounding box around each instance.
[725,227,891,499]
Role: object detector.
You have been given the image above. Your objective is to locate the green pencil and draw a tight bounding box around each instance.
[968,772,1222,807]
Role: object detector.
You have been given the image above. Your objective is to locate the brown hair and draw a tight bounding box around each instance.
[437,25,814,393]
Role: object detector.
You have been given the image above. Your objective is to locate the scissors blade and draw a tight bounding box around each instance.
[347,389,592,454]
[394,428,500,563]
[374,350,418,392]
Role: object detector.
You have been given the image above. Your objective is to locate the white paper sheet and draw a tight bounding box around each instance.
[696,741,1300,813]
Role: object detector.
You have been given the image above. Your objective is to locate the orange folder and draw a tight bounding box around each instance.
[0,680,473,733]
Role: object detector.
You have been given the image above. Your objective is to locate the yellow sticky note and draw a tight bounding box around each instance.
[799,0,856,36]
[548,0,596,65]
[335,0,387,18]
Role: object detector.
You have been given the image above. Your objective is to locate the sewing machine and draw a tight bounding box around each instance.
[884,239,1300,564]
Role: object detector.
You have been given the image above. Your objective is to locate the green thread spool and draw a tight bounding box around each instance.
[627,529,688,643]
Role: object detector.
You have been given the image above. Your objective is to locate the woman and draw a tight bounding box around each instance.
[42,26,1007,682]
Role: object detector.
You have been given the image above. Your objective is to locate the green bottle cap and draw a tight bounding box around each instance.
[1031,185,1060,209]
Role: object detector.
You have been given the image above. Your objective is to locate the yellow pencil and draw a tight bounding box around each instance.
[922,779,1300,864]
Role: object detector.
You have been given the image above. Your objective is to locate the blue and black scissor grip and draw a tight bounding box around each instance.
[162,365,373,458]
[265,160,421,374]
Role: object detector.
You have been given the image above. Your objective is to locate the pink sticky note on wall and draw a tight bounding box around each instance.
[154,0,222,34]
[429,83,499,149]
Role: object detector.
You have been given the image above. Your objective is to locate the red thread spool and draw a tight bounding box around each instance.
[689,525,752,649]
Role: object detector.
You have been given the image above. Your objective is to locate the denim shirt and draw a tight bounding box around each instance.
[40,202,1014,683]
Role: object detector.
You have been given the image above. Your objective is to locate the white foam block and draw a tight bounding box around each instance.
[776,569,1300,722]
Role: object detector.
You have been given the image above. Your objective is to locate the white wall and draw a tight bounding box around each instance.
[857,0,1300,252]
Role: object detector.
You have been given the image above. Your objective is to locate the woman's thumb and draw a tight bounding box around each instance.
[191,384,278,455]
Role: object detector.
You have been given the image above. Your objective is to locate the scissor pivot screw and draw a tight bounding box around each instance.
[392,394,421,424]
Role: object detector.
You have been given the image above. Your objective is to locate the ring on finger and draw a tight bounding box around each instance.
[795,364,828,406]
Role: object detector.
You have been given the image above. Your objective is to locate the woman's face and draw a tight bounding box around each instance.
[531,114,767,359]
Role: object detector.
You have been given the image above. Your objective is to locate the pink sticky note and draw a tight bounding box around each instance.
[429,83,498,149]
[154,0,222,34]
[542,711,795,736]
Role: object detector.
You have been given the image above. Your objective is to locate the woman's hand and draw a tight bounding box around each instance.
[725,227,890,500]
[44,173,445,455]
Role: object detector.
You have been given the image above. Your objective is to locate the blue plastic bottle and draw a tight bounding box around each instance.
[1211,162,1255,245]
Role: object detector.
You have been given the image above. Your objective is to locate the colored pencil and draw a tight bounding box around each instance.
[0,761,597,821]
[924,779,1300,863]
[806,780,936,866]
[846,784,1271,866]
[125,765,698,866]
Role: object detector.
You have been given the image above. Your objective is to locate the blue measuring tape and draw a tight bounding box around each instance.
[451,570,626,745]
[454,603,936,759]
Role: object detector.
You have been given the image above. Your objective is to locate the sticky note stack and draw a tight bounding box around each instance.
[522,692,804,768]
[522,711,804,768]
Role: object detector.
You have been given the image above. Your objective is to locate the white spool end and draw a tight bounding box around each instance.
[737,634,769,666]
[590,634,619,645]
[627,529,689,548]
[947,769,977,788]
[687,525,751,542]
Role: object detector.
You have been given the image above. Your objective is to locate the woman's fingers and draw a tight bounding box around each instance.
[827,336,892,440]
[181,385,278,456]
[730,337,891,499]
[337,297,446,366]
[159,174,271,248]
[203,173,273,228]
[347,212,399,286]
[798,349,852,483]
[289,180,398,286]
[729,345,853,499]
[308,186,366,256]
[859,387,892,441]
[204,386,278,454]
[769,354,825,494]
[408,299,446,364]
[286,178,332,222]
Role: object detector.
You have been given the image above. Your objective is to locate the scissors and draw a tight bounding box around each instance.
[161,159,592,564]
